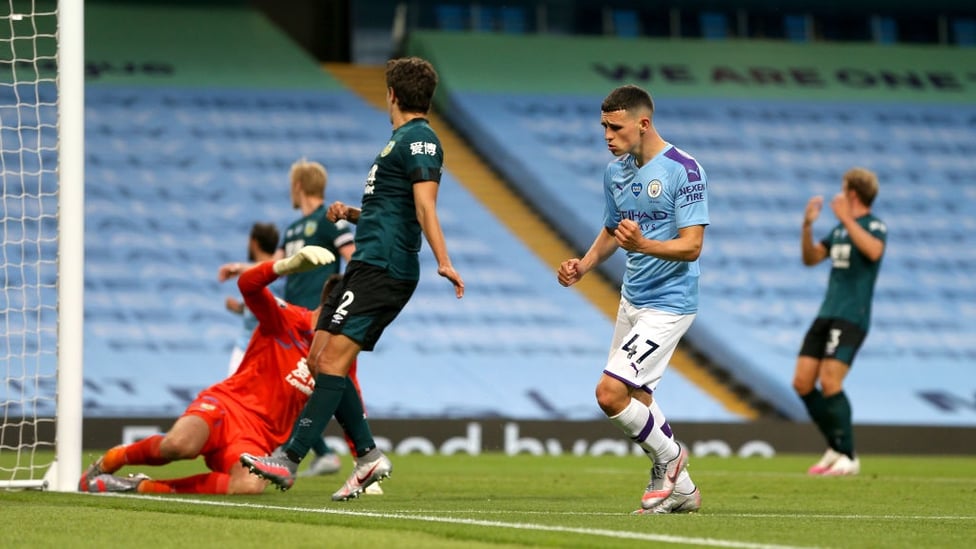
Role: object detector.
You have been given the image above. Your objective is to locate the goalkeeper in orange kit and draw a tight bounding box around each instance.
[79,246,367,495]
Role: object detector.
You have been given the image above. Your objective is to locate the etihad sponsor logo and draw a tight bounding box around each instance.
[619,210,668,222]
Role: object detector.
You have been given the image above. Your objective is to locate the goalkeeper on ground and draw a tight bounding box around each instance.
[79,246,366,494]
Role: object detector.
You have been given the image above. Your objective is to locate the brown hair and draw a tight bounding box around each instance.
[386,57,438,114]
[843,167,879,207]
[601,85,654,116]
[249,222,279,255]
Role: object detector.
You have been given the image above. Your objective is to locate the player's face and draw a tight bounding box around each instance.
[601,109,641,157]
[290,178,300,209]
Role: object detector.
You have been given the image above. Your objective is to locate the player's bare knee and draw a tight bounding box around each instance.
[792,377,814,395]
[227,475,266,495]
[159,435,199,460]
[594,385,627,416]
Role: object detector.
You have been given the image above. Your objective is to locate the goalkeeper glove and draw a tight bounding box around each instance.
[272,245,336,276]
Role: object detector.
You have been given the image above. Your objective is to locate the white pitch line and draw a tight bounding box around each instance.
[394,509,976,521]
[100,493,813,549]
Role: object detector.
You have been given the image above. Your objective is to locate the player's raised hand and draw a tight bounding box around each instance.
[830,192,853,223]
[438,264,465,298]
[558,258,582,287]
[804,196,823,226]
[217,262,244,282]
[272,245,336,276]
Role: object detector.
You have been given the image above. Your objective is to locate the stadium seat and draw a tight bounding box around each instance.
[444,90,976,425]
[700,12,728,40]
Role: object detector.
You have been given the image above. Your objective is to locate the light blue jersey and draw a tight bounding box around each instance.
[602,145,709,314]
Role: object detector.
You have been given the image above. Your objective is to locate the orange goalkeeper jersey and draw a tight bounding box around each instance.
[206,261,316,445]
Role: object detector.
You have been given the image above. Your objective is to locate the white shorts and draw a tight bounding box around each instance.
[604,298,696,394]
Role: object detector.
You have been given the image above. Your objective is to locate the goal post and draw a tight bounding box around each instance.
[0,0,84,492]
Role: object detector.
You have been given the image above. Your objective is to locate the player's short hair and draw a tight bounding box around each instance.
[250,222,280,255]
[601,85,654,116]
[320,273,342,308]
[843,167,879,207]
[386,57,438,114]
[290,159,327,197]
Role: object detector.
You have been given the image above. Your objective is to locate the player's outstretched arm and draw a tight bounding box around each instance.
[415,181,464,298]
[559,228,618,287]
[272,245,336,276]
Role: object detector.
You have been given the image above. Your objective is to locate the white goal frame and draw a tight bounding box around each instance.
[0,0,84,492]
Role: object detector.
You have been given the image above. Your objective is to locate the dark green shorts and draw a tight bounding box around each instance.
[317,260,418,351]
[798,317,867,367]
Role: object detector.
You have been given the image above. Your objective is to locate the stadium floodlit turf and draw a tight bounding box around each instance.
[2,452,974,547]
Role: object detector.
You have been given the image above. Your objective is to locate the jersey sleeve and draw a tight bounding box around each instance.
[674,165,710,229]
[401,128,443,183]
[602,164,620,230]
[867,218,888,243]
[238,261,287,335]
[330,219,355,250]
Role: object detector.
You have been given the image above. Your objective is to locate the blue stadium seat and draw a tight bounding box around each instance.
[610,9,640,38]
[700,12,728,40]
[435,4,468,31]
[49,85,740,421]
[784,14,810,42]
[953,17,976,46]
[445,90,976,426]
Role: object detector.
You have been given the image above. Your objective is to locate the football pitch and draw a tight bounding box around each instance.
[2,452,974,548]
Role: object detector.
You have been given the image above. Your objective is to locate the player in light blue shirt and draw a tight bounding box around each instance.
[604,143,709,314]
[558,85,709,515]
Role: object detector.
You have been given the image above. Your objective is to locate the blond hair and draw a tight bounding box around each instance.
[290,159,327,197]
[843,167,879,207]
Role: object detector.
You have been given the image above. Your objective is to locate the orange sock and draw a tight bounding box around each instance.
[137,473,230,494]
[105,435,169,471]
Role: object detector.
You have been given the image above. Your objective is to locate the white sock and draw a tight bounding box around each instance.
[608,398,655,455]
[675,469,696,493]
[647,399,680,463]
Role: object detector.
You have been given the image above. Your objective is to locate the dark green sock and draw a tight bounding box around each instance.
[284,374,346,461]
[800,389,835,449]
[334,375,376,457]
[289,417,332,456]
[823,391,854,458]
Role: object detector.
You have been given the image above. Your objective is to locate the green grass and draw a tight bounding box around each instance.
[2,452,975,548]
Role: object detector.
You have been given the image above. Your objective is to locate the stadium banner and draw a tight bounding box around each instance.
[407,31,976,103]
[59,418,976,456]
[81,3,341,89]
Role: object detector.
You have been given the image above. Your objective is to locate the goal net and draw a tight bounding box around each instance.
[1,0,83,491]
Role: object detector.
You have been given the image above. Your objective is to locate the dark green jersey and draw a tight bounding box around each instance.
[817,214,887,330]
[352,118,443,281]
[281,204,354,309]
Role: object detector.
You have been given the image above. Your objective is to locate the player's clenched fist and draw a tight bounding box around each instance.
[558,258,582,287]
[613,219,643,252]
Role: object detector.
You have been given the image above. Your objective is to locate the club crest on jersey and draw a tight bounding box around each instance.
[631,182,643,197]
[380,141,395,157]
[304,221,317,237]
[648,180,662,198]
